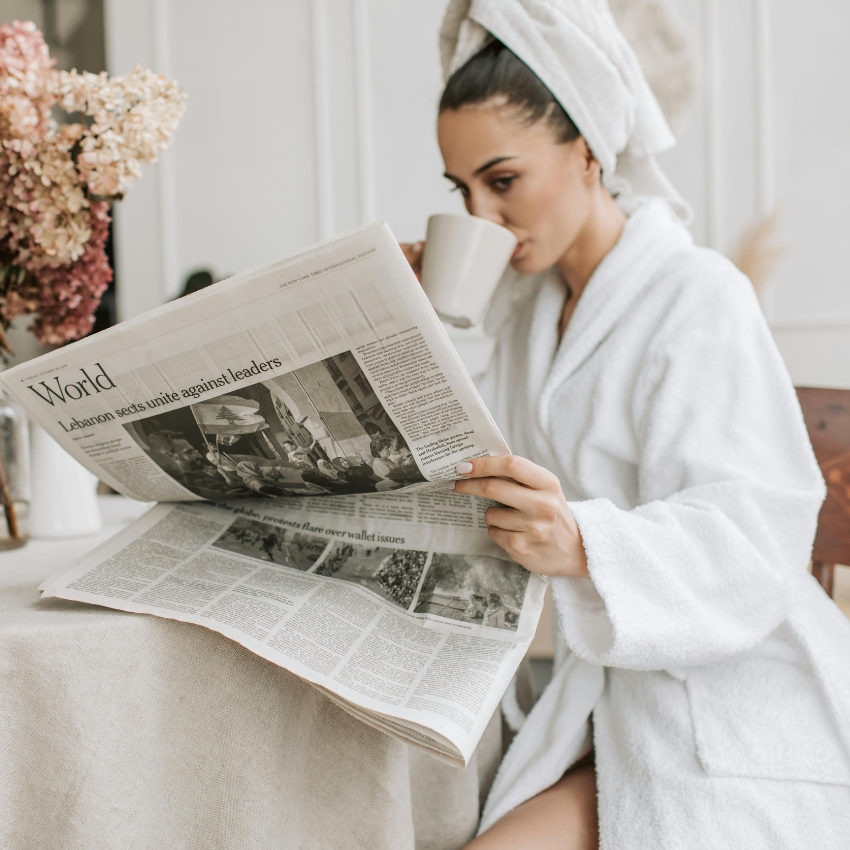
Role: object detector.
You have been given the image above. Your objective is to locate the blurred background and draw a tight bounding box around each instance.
[1,0,847,388]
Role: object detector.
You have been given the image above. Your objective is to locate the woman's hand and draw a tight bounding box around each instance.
[399,241,424,280]
[451,455,589,578]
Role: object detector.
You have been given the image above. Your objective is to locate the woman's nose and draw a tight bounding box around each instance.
[466,193,506,226]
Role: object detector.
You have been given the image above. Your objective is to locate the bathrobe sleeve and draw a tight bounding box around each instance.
[551,257,826,671]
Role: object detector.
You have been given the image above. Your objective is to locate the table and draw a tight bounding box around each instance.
[1,497,500,850]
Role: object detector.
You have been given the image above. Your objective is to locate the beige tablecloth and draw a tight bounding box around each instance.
[0,497,501,850]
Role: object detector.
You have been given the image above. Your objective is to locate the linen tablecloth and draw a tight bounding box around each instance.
[0,497,501,850]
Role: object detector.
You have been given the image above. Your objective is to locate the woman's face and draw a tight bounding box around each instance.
[437,103,598,275]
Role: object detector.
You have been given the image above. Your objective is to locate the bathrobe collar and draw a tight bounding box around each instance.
[532,200,692,429]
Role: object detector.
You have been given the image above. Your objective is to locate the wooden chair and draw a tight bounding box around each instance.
[796,387,850,596]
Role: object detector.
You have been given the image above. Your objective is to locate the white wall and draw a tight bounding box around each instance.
[658,0,850,388]
[105,0,463,322]
[104,0,850,387]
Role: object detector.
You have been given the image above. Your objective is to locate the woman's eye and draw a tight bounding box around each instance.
[492,176,516,191]
[450,184,470,198]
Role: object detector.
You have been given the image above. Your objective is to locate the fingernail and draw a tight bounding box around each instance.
[455,462,473,474]
[449,480,456,491]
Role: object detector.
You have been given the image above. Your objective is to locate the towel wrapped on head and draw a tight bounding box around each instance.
[439,0,690,219]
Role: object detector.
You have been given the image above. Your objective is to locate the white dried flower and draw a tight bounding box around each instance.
[55,65,187,199]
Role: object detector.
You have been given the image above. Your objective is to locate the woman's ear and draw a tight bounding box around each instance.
[575,136,601,183]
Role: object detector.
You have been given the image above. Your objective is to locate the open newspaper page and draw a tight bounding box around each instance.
[0,222,508,500]
[40,494,547,765]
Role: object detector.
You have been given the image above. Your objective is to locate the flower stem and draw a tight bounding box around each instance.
[0,452,19,539]
[0,323,12,356]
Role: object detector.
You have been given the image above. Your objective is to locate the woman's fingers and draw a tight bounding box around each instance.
[484,505,527,532]
[399,241,424,281]
[455,454,559,491]
[452,475,541,512]
[486,526,526,560]
[399,242,421,261]
[449,454,589,579]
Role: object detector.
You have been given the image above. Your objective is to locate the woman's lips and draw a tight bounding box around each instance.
[512,241,525,260]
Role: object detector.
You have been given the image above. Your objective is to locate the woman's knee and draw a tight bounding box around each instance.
[465,763,598,850]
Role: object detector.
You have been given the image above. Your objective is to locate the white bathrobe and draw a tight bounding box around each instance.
[475,200,850,848]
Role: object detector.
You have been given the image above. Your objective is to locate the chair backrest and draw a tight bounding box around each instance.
[796,387,850,566]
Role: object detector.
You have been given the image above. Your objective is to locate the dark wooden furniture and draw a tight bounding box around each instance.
[796,387,850,597]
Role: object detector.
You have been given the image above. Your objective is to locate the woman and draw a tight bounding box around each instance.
[380,434,421,483]
[463,593,488,623]
[280,438,318,470]
[482,592,519,629]
[332,455,380,489]
[402,2,850,848]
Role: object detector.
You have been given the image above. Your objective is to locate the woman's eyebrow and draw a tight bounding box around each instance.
[443,155,519,184]
[473,155,518,176]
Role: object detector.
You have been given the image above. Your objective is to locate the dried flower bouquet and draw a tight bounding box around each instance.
[0,20,185,350]
[0,21,185,540]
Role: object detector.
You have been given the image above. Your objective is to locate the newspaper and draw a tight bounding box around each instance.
[3,222,546,764]
[2,222,508,501]
[39,495,546,764]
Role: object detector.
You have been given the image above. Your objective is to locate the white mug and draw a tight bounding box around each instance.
[419,214,517,328]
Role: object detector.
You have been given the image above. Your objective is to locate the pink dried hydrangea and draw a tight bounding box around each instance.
[2,202,112,344]
[0,21,54,142]
[0,21,185,349]
[0,131,91,268]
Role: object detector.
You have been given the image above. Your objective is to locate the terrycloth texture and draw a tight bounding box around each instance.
[0,515,499,850]
[439,0,689,218]
[475,200,850,844]
[485,652,603,823]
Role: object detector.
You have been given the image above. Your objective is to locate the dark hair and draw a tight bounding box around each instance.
[439,40,580,144]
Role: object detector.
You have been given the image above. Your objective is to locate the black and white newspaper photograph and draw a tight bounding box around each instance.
[122,350,426,500]
[414,553,529,632]
[211,517,330,571]
[314,541,428,609]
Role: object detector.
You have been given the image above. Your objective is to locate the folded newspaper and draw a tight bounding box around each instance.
[1,222,546,766]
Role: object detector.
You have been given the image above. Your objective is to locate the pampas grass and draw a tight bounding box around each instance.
[731,201,794,295]
[608,0,698,135]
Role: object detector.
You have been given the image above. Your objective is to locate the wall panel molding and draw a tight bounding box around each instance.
[752,0,774,217]
[751,0,778,320]
[105,0,168,320]
[700,0,722,251]
[769,314,850,332]
[311,0,335,239]
[353,0,377,225]
[151,0,179,299]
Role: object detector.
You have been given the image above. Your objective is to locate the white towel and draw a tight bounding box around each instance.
[439,0,690,219]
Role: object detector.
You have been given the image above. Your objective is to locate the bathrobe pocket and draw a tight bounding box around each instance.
[686,654,850,786]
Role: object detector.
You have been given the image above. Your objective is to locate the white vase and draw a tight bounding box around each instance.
[29,424,102,538]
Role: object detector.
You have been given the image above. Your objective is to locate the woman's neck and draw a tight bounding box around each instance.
[556,189,626,339]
